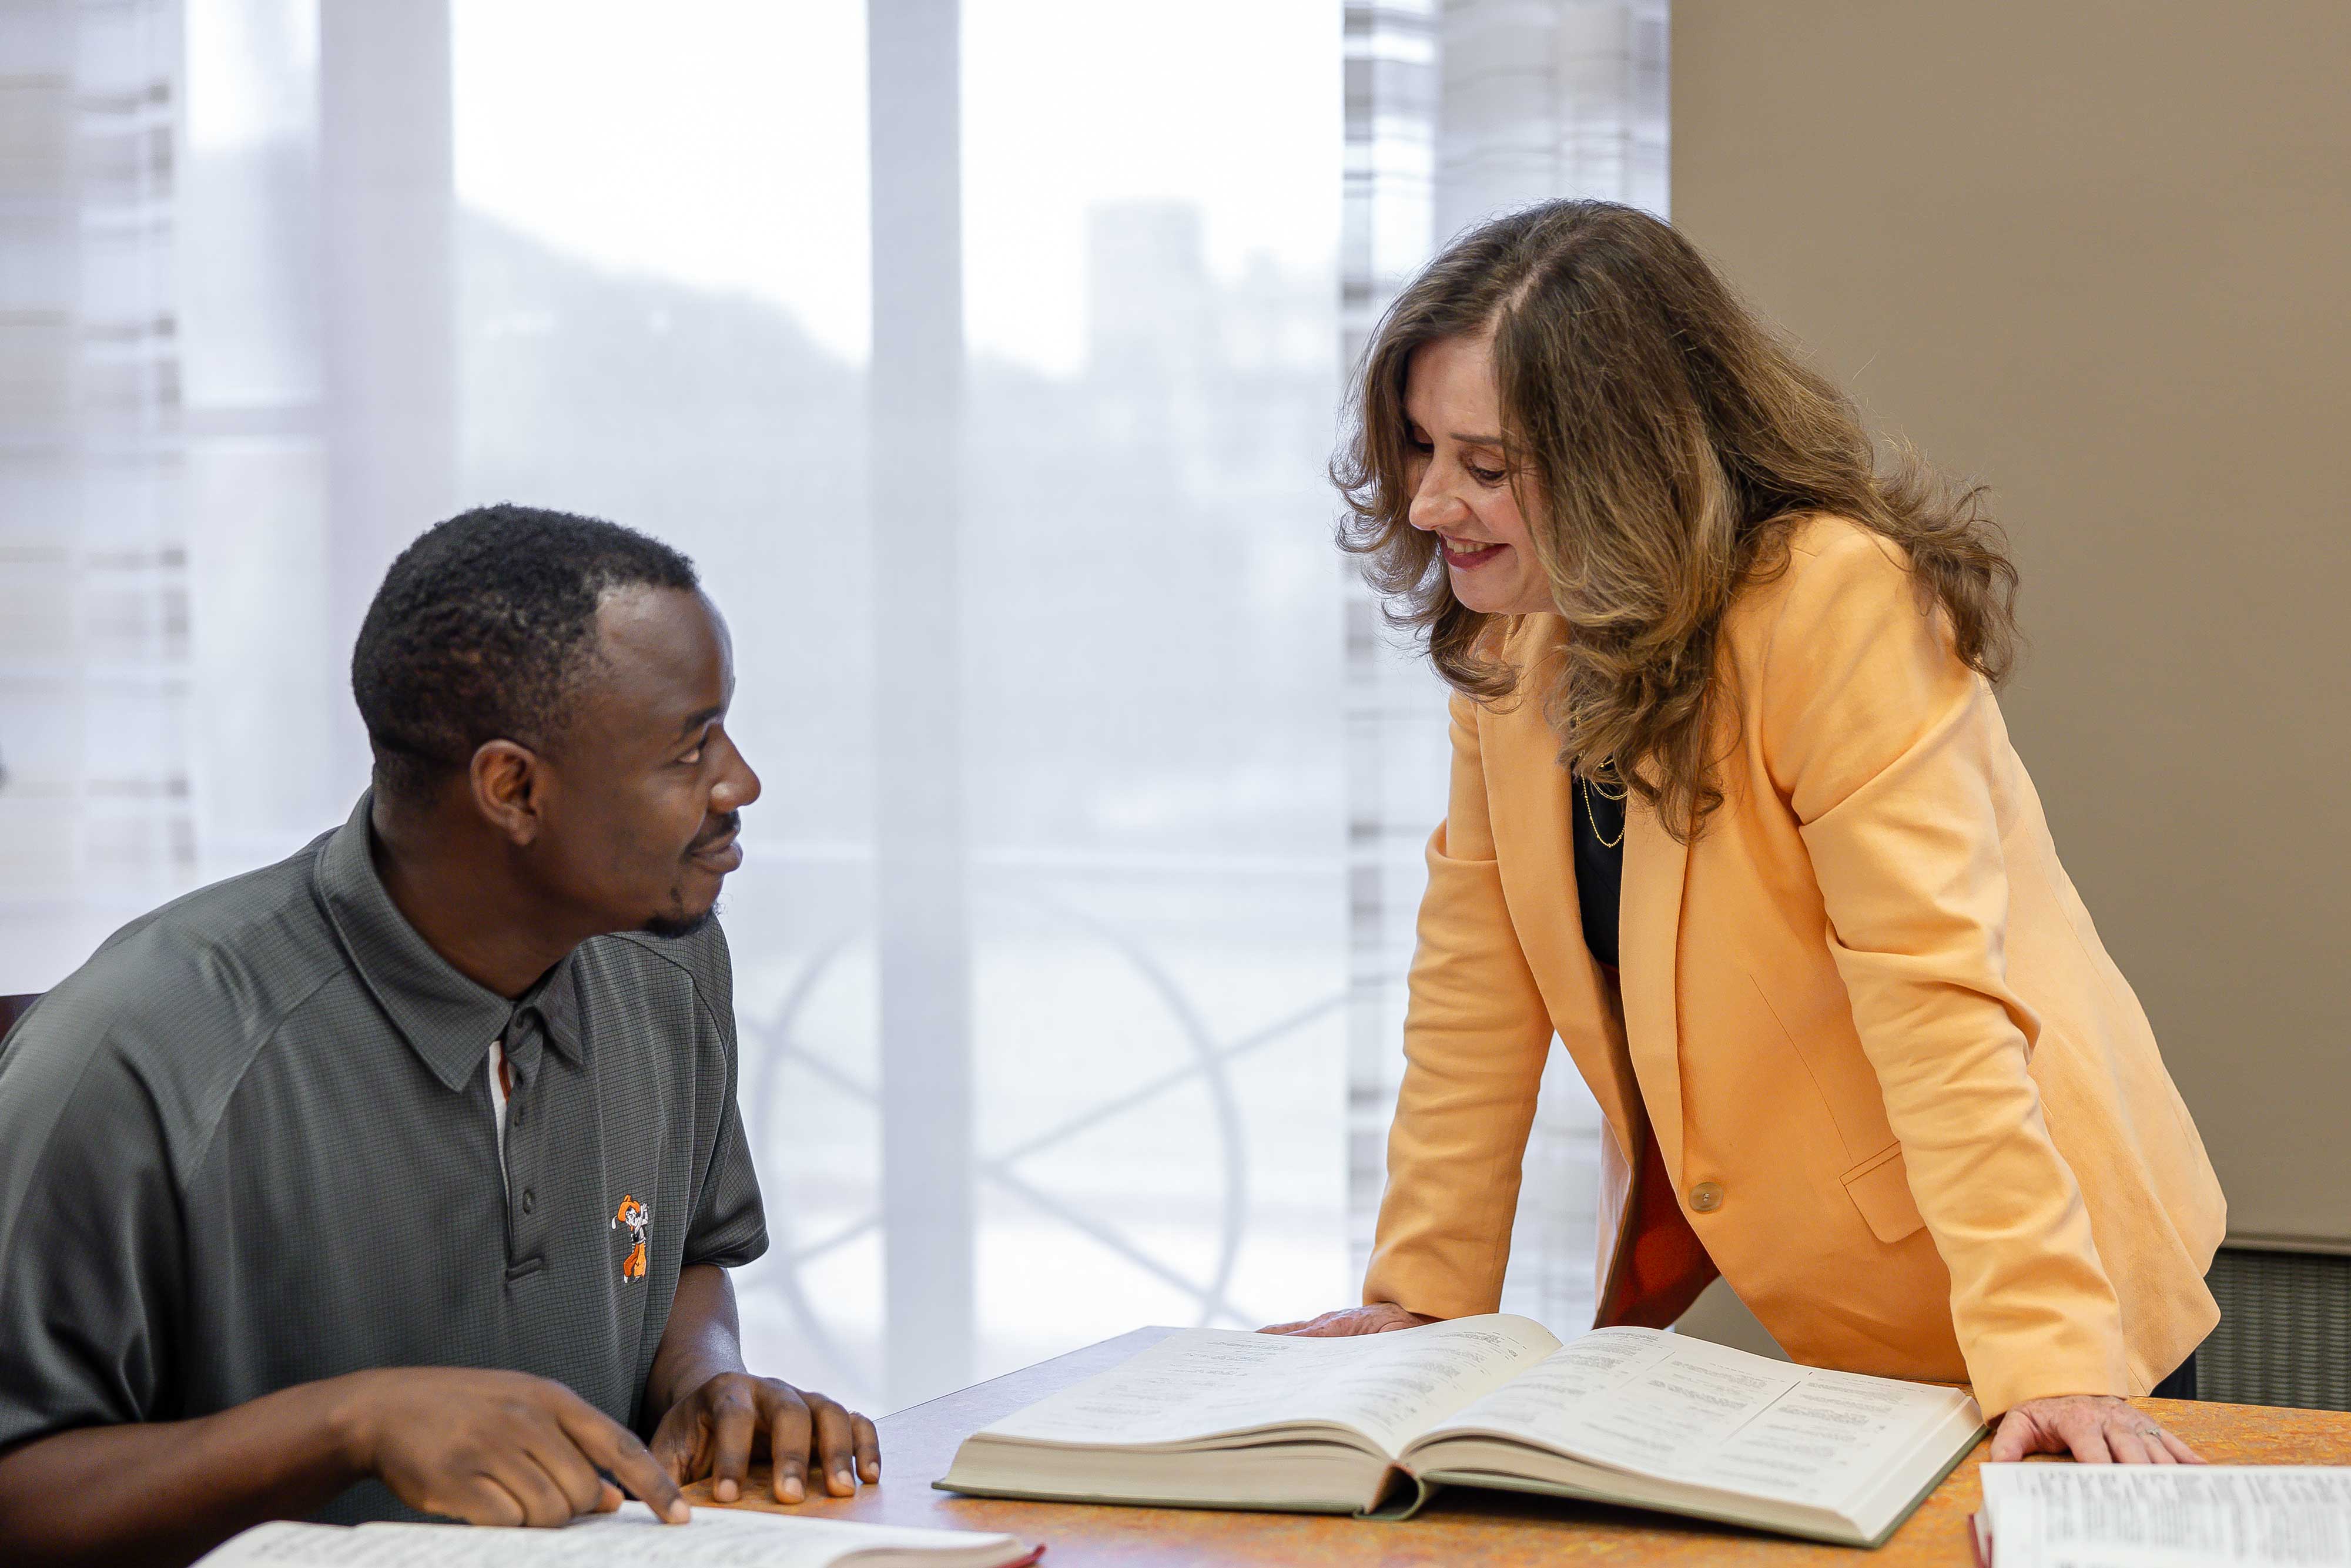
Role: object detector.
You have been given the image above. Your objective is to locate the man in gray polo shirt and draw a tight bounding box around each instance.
[0,506,878,1566]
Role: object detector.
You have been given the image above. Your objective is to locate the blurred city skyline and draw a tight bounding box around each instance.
[448,0,1343,375]
[460,189,1344,856]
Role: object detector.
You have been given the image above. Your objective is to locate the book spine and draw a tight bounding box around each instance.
[1357,1466,1435,1522]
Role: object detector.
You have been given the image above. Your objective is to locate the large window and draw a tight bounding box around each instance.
[3,0,1665,1415]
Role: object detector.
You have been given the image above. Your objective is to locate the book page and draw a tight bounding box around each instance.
[1418,1327,1976,1507]
[1979,1463,2351,1567]
[195,1503,1028,1567]
[979,1315,1562,1456]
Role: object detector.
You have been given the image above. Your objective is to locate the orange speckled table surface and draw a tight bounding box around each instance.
[692,1328,2351,1564]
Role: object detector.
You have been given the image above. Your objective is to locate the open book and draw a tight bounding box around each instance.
[939,1314,1984,1548]
[1974,1463,2351,1567]
[193,1500,1041,1568]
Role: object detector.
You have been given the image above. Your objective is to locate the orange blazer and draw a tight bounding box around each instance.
[1362,515,2225,1416]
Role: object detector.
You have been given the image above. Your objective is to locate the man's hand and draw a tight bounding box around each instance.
[1990,1394,2205,1465]
[1260,1303,1437,1336]
[333,1366,691,1527]
[649,1372,880,1505]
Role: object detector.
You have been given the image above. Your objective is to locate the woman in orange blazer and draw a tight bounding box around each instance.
[1269,201,2225,1465]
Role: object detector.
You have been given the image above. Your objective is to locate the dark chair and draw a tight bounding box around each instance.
[0,993,38,1041]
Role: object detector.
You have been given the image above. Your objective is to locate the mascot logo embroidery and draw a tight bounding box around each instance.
[611,1194,651,1282]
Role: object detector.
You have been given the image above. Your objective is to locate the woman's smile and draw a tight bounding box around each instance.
[1441,535,1507,570]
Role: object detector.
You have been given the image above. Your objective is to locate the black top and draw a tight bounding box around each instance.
[1573,772,1626,968]
[0,794,766,1519]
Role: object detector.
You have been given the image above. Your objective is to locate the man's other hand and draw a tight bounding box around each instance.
[332,1366,691,1526]
[1260,1303,1437,1336]
[648,1372,881,1505]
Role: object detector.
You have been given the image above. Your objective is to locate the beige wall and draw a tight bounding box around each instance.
[1672,4,2351,1250]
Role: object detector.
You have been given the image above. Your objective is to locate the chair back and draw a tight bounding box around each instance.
[0,993,39,1042]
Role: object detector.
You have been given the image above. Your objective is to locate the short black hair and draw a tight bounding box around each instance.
[352,504,699,805]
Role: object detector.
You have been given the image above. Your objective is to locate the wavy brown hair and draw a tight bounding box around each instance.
[1336,199,2020,840]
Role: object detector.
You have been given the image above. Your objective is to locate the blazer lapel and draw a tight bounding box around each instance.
[1620,795,1692,1180]
[1486,618,1645,1159]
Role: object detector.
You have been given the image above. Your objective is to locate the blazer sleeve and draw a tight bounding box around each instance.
[1760,529,2129,1415]
[1360,692,1555,1319]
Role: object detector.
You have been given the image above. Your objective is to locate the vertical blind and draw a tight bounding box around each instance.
[1342,0,1670,1340]
[1,0,195,989]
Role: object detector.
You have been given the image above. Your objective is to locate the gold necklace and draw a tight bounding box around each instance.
[1580,769,1626,850]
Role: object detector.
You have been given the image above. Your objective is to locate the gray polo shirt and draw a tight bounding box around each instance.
[0,795,767,1520]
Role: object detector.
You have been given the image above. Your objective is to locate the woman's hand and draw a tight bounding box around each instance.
[1259,1304,1436,1336]
[1989,1394,2204,1465]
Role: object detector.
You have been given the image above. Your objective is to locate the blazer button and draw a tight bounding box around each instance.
[1689,1181,1723,1214]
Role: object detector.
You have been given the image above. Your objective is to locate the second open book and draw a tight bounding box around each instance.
[939,1315,1985,1549]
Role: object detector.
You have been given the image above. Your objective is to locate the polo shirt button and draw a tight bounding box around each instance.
[1689,1181,1723,1214]
[521,1188,537,1215]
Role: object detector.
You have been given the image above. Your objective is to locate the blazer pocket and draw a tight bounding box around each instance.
[1840,1141,1927,1244]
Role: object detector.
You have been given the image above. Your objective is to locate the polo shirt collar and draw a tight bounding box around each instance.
[316,793,584,1092]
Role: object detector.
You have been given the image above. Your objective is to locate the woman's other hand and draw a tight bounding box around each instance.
[1260,1304,1437,1336]
[1990,1394,2205,1465]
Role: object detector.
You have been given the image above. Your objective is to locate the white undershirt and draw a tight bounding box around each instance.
[488,1038,511,1193]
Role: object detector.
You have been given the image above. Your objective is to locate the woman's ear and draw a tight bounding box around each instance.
[469,739,544,846]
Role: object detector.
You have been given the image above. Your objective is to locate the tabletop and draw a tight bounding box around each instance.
[691,1327,2351,1564]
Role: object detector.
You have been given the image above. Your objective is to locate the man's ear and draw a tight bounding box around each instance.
[470,739,545,845]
